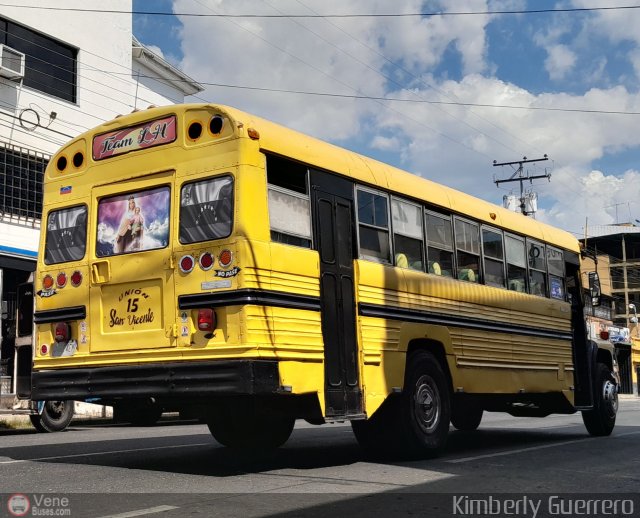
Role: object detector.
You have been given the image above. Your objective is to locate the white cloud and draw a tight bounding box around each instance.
[544,44,577,81]
[168,0,640,232]
[371,135,402,151]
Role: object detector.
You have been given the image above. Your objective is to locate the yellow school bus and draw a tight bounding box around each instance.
[31,103,617,456]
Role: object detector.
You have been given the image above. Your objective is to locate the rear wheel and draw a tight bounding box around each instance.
[207,402,294,449]
[398,350,451,457]
[352,350,451,458]
[30,400,74,433]
[451,399,483,431]
[582,362,618,436]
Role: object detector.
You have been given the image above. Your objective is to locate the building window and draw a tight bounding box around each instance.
[0,144,47,221]
[0,18,77,103]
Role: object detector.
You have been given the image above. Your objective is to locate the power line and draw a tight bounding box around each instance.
[1,3,640,18]
[193,81,640,115]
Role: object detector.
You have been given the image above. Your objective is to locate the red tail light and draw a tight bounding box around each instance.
[56,272,67,288]
[197,309,216,331]
[70,270,83,287]
[179,255,195,273]
[54,322,70,343]
[599,330,610,340]
[199,252,214,270]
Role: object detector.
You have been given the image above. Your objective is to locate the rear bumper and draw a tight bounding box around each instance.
[31,360,280,401]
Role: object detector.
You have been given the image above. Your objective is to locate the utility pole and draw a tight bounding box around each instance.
[493,155,550,216]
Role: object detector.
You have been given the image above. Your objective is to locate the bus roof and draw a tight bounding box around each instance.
[218,104,579,253]
[60,103,579,253]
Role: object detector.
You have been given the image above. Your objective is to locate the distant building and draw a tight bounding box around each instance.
[0,0,202,400]
[580,224,640,394]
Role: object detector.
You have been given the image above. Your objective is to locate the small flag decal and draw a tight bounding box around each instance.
[60,186,72,195]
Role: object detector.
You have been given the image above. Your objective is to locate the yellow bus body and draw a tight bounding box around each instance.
[31,104,616,451]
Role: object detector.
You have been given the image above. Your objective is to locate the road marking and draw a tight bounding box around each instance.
[447,430,640,464]
[0,442,212,465]
[97,505,178,518]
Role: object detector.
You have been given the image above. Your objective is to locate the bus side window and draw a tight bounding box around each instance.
[356,187,391,263]
[391,197,424,271]
[482,227,505,288]
[547,246,565,300]
[425,210,454,277]
[454,217,480,283]
[266,155,312,248]
[505,233,527,293]
[527,240,547,296]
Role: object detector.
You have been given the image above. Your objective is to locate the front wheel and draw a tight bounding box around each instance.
[582,362,618,436]
[30,400,74,433]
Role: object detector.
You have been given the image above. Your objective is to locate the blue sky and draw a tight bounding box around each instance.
[133,0,640,235]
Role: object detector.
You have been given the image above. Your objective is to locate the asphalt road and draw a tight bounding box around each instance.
[0,397,638,517]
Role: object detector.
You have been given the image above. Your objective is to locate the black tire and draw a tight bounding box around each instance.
[207,403,294,449]
[396,350,451,457]
[451,400,483,431]
[582,362,618,436]
[30,400,74,433]
[351,397,398,453]
[113,402,163,426]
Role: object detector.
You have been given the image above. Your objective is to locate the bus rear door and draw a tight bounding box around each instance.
[89,173,176,353]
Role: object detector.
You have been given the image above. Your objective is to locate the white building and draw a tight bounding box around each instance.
[0,0,202,404]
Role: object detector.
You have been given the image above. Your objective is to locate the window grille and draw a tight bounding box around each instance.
[0,143,48,225]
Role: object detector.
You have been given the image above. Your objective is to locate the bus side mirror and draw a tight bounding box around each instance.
[589,272,601,307]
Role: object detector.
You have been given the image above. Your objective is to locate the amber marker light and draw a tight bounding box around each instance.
[42,275,54,290]
[218,249,233,268]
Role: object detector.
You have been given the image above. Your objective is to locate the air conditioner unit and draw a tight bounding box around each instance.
[0,44,25,80]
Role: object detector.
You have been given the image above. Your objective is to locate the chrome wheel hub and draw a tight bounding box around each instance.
[414,374,440,433]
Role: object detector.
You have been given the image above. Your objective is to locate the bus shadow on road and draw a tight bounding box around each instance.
[11,421,636,479]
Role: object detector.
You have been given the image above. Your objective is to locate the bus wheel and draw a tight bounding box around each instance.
[30,400,74,433]
[113,402,163,426]
[351,397,398,453]
[582,362,618,436]
[451,400,483,431]
[397,350,451,458]
[207,410,294,449]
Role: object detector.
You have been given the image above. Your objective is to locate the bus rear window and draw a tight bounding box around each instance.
[180,176,234,244]
[96,187,170,257]
[44,205,87,264]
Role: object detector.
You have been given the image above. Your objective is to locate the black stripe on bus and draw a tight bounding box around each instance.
[178,289,322,311]
[34,305,86,324]
[358,302,573,341]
